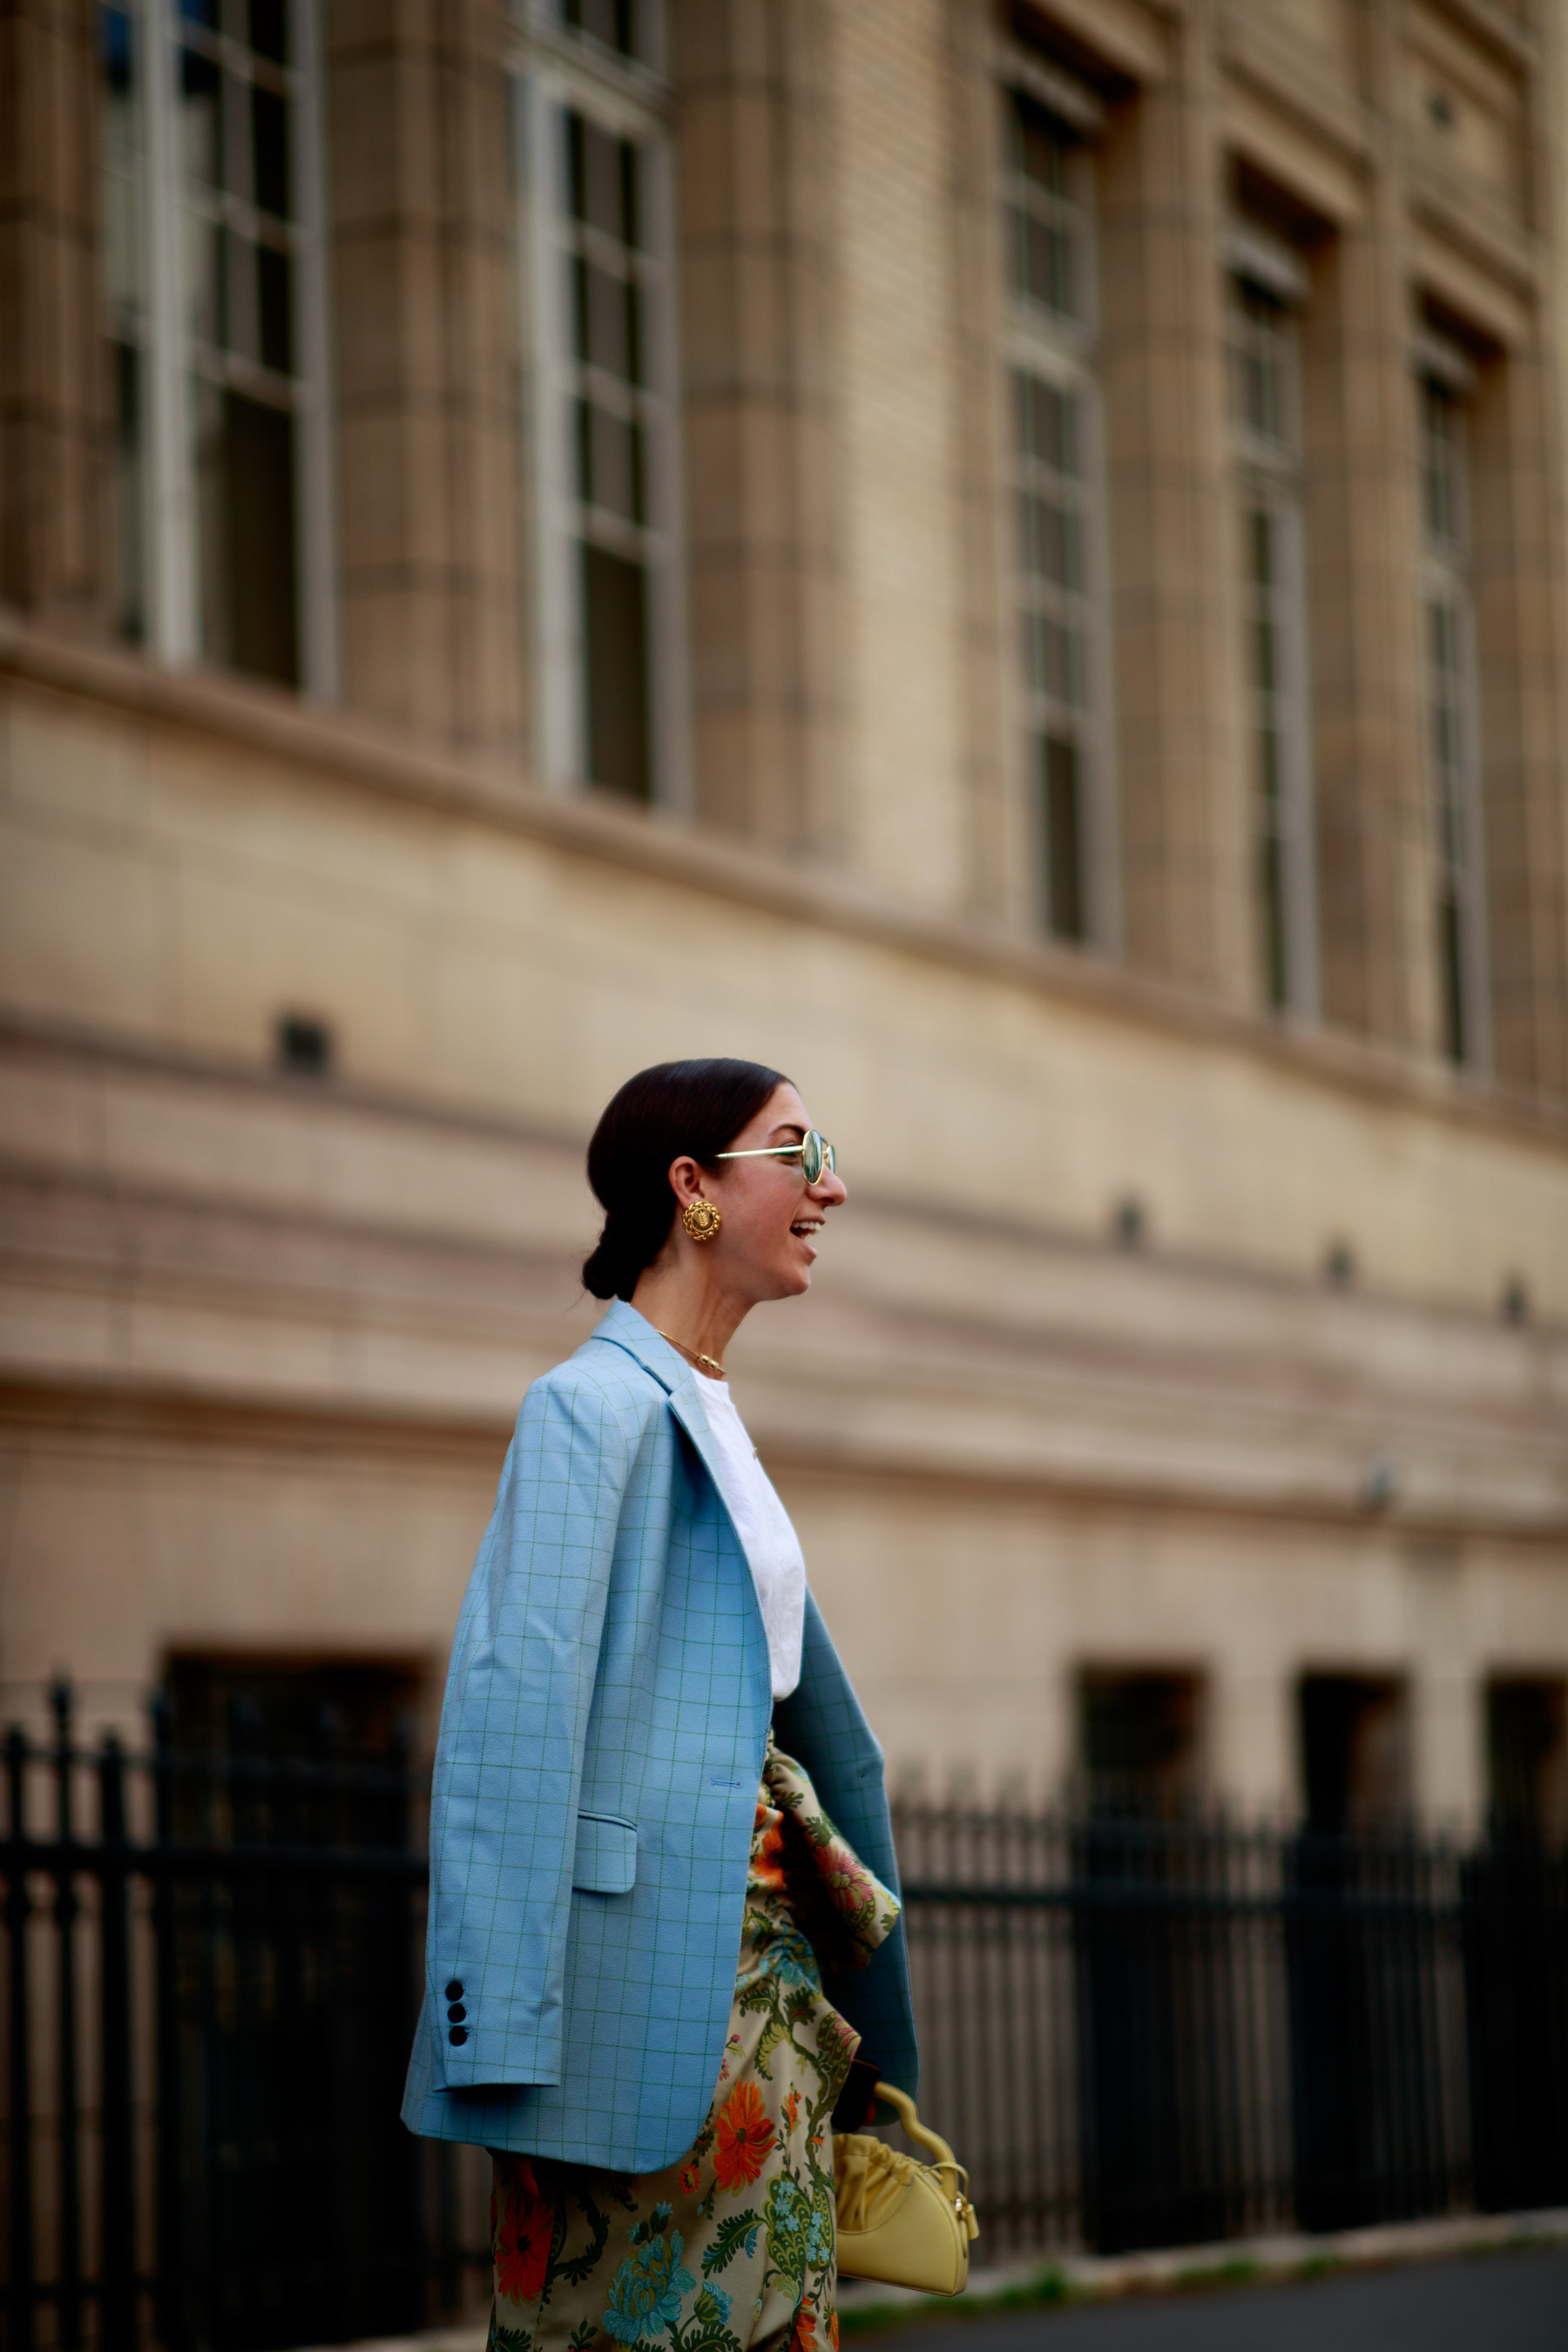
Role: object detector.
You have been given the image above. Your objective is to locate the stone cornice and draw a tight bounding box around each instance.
[5,1017,1564,1342]
[3,1092,1564,1533]
[1009,0,1170,92]
[1406,165,1543,304]
[3,614,1567,1159]
[1416,0,1538,78]
[1217,6,1376,181]
[2,1373,1562,1546]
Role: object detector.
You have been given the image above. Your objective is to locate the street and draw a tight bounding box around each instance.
[868,2247,1568,2352]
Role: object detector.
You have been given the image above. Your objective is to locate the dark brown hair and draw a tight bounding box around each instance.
[582,1058,788,1301]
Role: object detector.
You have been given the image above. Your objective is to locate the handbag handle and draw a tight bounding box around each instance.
[871,2083,958,2172]
[871,2084,977,2237]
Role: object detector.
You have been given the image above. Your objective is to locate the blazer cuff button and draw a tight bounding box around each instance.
[447,2003,466,2023]
[448,2025,469,2045]
[444,1980,463,2001]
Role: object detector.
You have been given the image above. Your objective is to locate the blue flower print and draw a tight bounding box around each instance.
[755,1919,819,1990]
[762,2175,814,2292]
[804,2180,833,2271]
[600,2213,695,2344]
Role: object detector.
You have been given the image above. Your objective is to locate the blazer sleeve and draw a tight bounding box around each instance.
[424,1370,630,2091]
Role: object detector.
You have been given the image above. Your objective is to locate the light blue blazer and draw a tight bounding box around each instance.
[401,1301,917,2171]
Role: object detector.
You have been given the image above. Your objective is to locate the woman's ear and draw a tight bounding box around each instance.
[666,1154,703,1208]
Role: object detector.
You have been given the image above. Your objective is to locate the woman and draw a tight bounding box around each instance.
[403,1058,918,2352]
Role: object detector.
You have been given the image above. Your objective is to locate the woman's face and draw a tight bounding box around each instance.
[690,1082,848,1301]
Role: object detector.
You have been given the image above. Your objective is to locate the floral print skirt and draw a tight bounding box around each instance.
[488,1740,901,2352]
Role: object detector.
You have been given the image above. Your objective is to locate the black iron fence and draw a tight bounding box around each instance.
[2,1688,490,2352]
[896,1801,1568,2256]
[4,1693,1568,2352]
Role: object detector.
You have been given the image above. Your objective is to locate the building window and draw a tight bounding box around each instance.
[102,7,148,645]
[98,0,335,692]
[1418,368,1487,1068]
[520,4,686,804]
[1078,1670,1203,1819]
[1227,259,1318,1017]
[162,1653,424,1756]
[1486,1678,1568,1843]
[557,0,654,59]
[1005,88,1091,328]
[1002,89,1112,947]
[1299,1673,1409,1835]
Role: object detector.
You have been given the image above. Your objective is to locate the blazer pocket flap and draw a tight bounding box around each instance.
[572,1812,638,1896]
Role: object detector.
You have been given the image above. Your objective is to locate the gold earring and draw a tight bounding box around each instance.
[682,1196,722,1243]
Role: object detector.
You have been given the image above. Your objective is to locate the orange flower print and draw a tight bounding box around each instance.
[828,2316,840,2350]
[679,2160,701,2193]
[713,2078,776,2193]
[783,2086,801,2133]
[790,2301,818,2352]
[492,2157,554,2305]
[752,1802,787,1893]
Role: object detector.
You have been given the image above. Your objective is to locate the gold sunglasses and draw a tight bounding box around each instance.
[714,1130,836,1185]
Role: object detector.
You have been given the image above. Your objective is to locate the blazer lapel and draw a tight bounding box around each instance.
[590,1303,756,1574]
[590,1298,687,1393]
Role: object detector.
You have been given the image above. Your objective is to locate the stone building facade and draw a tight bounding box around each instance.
[2,0,1566,1830]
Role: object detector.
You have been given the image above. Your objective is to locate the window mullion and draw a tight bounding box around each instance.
[289,0,337,700]
[1276,494,1321,1019]
[525,77,587,790]
[1418,372,1490,1071]
[638,122,692,812]
[144,0,199,665]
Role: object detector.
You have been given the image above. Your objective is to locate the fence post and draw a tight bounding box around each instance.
[98,1734,136,2352]
[51,1680,84,2351]
[5,1725,36,2352]
[150,1692,185,2352]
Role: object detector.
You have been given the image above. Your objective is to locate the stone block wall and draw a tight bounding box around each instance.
[1,0,1566,1815]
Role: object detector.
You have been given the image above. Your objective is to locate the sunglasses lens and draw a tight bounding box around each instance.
[801,1132,823,1184]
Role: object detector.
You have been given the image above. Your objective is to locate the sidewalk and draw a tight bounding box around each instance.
[840,2241,1568,2351]
[835,2200,1568,2326]
[309,2204,1568,2352]
[846,2239,1568,2352]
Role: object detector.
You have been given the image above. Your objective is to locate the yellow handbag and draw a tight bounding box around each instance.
[834,2084,979,2296]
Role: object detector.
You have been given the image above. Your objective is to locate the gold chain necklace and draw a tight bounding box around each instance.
[656,1329,726,1379]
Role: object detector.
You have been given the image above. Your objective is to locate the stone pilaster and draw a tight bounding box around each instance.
[941,0,1013,924]
[0,0,108,632]
[1470,328,1568,1096]
[670,0,842,856]
[1098,2,1249,999]
[1299,152,1434,1054]
[326,0,525,754]
[819,0,968,912]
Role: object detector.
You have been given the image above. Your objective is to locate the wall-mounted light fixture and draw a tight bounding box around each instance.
[1112,1195,1146,1249]
[1322,1239,1356,1288]
[276,1013,335,1078]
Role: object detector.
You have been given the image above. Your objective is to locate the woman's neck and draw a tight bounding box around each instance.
[630,1262,747,1375]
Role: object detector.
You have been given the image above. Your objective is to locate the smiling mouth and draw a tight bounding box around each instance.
[791,1218,822,1241]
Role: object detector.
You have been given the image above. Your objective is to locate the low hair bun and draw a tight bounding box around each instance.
[582,1214,654,1302]
[581,1058,789,1303]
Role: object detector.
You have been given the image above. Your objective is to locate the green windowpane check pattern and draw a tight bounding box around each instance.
[402,1301,916,2172]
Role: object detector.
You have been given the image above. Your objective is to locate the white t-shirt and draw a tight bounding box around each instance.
[693,1378,807,1700]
